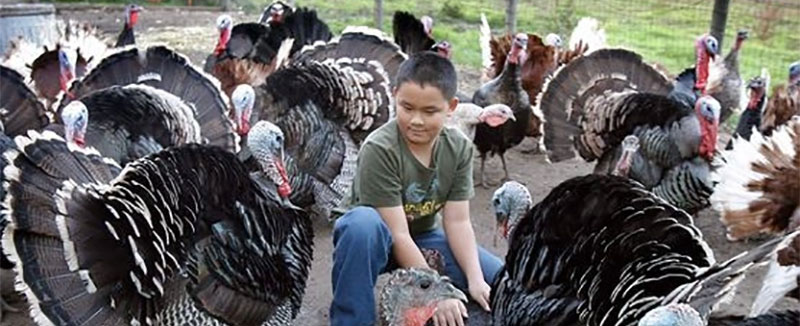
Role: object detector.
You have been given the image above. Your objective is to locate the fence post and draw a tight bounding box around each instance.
[221,0,230,11]
[710,0,730,48]
[506,0,518,33]
[375,0,383,30]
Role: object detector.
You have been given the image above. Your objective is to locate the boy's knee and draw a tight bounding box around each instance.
[334,206,387,238]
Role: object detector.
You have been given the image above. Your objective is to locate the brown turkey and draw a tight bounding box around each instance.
[760,61,800,136]
[538,39,722,214]
[204,11,332,97]
[2,20,108,107]
[472,33,532,187]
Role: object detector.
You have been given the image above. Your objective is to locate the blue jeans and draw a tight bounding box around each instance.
[330,206,504,326]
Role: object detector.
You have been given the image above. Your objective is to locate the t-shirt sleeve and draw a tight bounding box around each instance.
[447,141,475,201]
[355,143,403,207]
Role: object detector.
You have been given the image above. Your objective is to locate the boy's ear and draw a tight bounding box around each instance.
[447,97,459,114]
[392,86,398,97]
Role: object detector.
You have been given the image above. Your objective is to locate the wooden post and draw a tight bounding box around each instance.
[710,0,730,48]
[221,0,230,11]
[374,0,383,30]
[506,0,518,34]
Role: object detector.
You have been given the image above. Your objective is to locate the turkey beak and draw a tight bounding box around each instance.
[437,281,468,303]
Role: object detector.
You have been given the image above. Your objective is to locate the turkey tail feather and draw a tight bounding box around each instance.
[281,7,333,55]
[294,26,406,86]
[391,11,435,55]
[538,48,673,162]
[57,45,239,153]
[479,13,492,83]
[0,65,50,136]
[2,130,123,325]
[711,117,800,240]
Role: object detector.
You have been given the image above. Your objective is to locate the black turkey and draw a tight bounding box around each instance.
[57,44,239,153]
[1,120,313,325]
[538,43,721,214]
[232,27,402,221]
[490,174,797,326]
[115,4,143,47]
[472,33,532,187]
[726,72,768,149]
[259,1,292,25]
[58,84,203,165]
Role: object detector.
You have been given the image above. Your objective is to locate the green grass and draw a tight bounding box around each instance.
[244,0,798,84]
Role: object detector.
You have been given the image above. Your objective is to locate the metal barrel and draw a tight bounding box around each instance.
[0,4,58,55]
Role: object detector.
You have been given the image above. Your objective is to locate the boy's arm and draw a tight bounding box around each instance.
[442,201,484,285]
[377,206,429,269]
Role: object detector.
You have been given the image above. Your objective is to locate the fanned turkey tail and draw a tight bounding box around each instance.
[57,45,239,152]
[293,26,407,86]
[537,48,673,162]
[0,65,50,135]
[392,11,435,55]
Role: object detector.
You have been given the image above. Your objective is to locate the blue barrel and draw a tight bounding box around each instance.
[0,4,58,55]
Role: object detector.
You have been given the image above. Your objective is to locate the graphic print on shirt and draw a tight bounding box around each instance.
[403,174,442,221]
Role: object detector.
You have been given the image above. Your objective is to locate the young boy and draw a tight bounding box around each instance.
[330,52,504,326]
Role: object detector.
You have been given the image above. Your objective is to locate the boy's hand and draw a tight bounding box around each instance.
[433,299,467,326]
[468,279,492,312]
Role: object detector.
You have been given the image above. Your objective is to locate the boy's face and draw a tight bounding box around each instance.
[394,82,458,146]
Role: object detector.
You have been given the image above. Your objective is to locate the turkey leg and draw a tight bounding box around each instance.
[501,154,510,182]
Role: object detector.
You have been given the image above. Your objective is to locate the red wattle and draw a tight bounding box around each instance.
[275,161,292,198]
[214,29,231,56]
[238,119,250,136]
[747,92,761,110]
[129,11,139,27]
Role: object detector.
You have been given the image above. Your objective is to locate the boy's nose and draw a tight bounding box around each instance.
[410,113,424,126]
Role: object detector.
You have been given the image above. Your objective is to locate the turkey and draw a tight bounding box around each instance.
[472,33,532,187]
[57,84,203,165]
[115,4,143,47]
[726,72,768,149]
[377,268,467,326]
[444,103,515,141]
[57,44,239,153]
[567,17,607,56]
[538,44,722,213]
[1,120,313,325]
[490,174,797,326]
[205,11,332,96]
[231,37,396,220]
[478,15,592,153]
[392,11,435,56]
[2,20,108,107]
[490,180,532,246]
[759,61,800,136]
[293,26,407,87]
[708,30,749,123]
[0,64,51,320]
[259,1,292,25]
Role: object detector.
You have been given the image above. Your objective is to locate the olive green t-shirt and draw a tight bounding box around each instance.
[348,119,475,235]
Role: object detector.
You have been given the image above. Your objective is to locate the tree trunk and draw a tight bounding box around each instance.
[710,0,730,49]
[374,0,384,30]
[506,0,518,34]
[221,0,230,11]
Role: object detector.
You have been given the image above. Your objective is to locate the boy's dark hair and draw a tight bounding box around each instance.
[394,52,457,99]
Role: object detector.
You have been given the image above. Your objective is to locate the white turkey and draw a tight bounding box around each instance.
[232,55,395,221]
[56,44,239,153]
[759,61,800,137]
[1,120,313,325]
[115,4,143,47]
[490,174,797,326]
[2,20,108,107]
[205,9,331,96]
[0,64,51,319]
[538,43,722,214]
[444,103,515,141]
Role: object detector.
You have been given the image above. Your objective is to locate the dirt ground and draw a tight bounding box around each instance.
[1,6,798,326]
